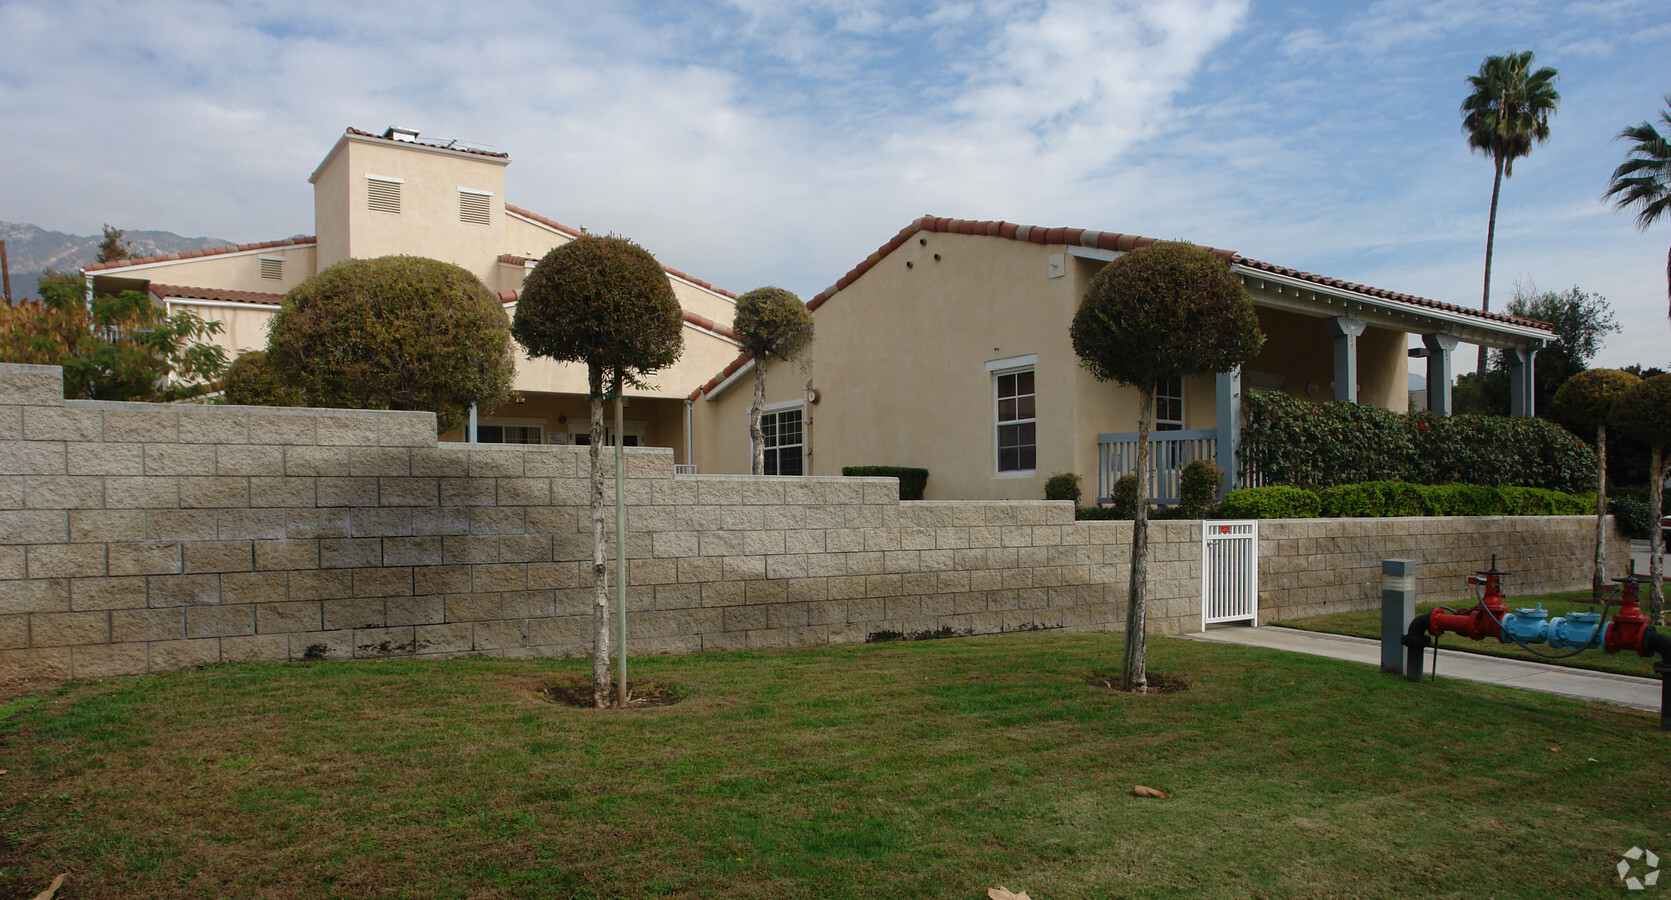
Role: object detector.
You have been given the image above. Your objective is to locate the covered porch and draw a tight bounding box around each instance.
[1094,263,1555,505]
[442,391,695,470]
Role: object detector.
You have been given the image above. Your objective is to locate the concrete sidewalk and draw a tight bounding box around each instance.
[1181,625,1663,712]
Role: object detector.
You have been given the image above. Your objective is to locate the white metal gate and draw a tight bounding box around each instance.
[1201,520,1258,628]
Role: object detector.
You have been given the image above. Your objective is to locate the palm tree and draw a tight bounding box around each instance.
[1461,51,1560,372]
[1603,94,1671,322]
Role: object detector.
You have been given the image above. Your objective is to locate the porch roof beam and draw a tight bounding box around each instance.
[1234,266,1553,349]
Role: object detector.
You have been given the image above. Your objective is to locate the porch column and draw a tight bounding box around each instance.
[1215,366,1241,496]
[1421,333,1459,416]
[1325,315,1366,403]
[1508,346,1538,417]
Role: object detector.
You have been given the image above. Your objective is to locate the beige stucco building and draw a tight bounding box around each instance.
[82,126,740,464]
[687,216,1557,502]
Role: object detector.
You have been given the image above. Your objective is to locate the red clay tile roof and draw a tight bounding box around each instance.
[1234,256,1549,330]
[86,237,316,273]
[149,284,284,306]
[505,204,738,300]
[689,214,1554,401]
[344,127,510,160]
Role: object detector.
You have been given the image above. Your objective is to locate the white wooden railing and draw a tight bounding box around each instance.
[1095,428,1217,505]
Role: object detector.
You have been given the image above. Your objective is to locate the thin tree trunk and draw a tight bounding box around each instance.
[1122,387,1154,694]
[1477,154,1506,375]
[1664,242,1670,322]
[1593,425,1609,598]
[749,359,767,476]
[589,365,609,708]
[1649,445,1666,626]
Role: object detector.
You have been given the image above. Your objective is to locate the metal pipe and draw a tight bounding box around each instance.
[614,389,627,708]
[1402,611,1433,683]
[684,398,694,473]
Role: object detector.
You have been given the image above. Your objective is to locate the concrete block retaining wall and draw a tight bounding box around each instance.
[0,363,1623,681]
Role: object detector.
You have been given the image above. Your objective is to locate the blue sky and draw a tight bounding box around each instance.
[2,0,1667,371]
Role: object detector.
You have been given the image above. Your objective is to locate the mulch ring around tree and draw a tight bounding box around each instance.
[1084,672,1191,694]
[543,676,685,708]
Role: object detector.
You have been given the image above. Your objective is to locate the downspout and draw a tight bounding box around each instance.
[684,398,695,473]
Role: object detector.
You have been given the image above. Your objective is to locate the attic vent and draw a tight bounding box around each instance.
[366,174,402,214]
[459,188,492,226]
[259,256,283,280]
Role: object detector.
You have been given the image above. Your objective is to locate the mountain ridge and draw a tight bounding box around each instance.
[1,221,236,302]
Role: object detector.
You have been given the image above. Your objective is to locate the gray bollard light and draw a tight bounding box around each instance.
[1382,559,1416,675]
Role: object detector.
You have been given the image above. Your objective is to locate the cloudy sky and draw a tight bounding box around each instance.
[2,0,1667,370]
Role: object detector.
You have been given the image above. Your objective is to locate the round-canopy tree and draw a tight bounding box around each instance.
[1553,368,1641,596]
[512,235,684,708]
[265,256,515,432]
[1610,373,1671,625]
[1071,241,1264,692]
[732,286,813,476]
[222,349,305,408]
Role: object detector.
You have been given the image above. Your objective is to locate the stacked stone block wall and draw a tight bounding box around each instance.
[0,363,1618,682]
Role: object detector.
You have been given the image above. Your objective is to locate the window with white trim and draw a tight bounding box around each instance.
[761,406,804,476]
[366,175,402,214]
[1155,376,1184,431]
[259,256,283,280]
[459,188,492,225]
[994,368,1036,473]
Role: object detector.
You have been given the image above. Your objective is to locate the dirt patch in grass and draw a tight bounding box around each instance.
[543,676,684,708]
[1084,671,1190,693]
[0,676,61,705]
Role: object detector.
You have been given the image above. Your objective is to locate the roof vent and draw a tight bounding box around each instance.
[383,126,420,142]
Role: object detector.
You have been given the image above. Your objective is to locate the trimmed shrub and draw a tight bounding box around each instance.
[1420,483,1507,517]
[1111,474,1139,518]
[1219,486,1320,519]
[222,349,305,408]
[1611,492,1653,539]
[1179,459,1222,510]
[842,466,929,501]
[1075,505,1127,520]
[1044,472,1082,503]
[1241,391,1594,494]
[268,256,515,432]
[1315,481,1438,518]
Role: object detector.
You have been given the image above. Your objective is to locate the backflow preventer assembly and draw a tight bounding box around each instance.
[1388,556,1671,730]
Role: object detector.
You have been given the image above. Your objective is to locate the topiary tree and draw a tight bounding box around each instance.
[1070,241,1264,692]
[732,286,813,475]
[1553,368,1641,596]
[264,256,514,432]
[1611,373,1671,624]
[512,236,684,708]
[1044,472,1082,503]
[221,349,306,408]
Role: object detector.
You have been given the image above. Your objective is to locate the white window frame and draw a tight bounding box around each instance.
[754,400,805,476]
[987,354,1038,477]
[1155,375,1185,431]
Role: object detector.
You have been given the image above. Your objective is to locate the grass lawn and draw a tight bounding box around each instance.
[2,632,1667,899]
[1272,589,1663,678]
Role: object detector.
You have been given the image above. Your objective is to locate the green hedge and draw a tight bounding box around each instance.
[1218,482,1593,520]
[1609,490,1654,539]
[1218,486,1320,519]
[842,466,929,501]
[1241,392,1594,495]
